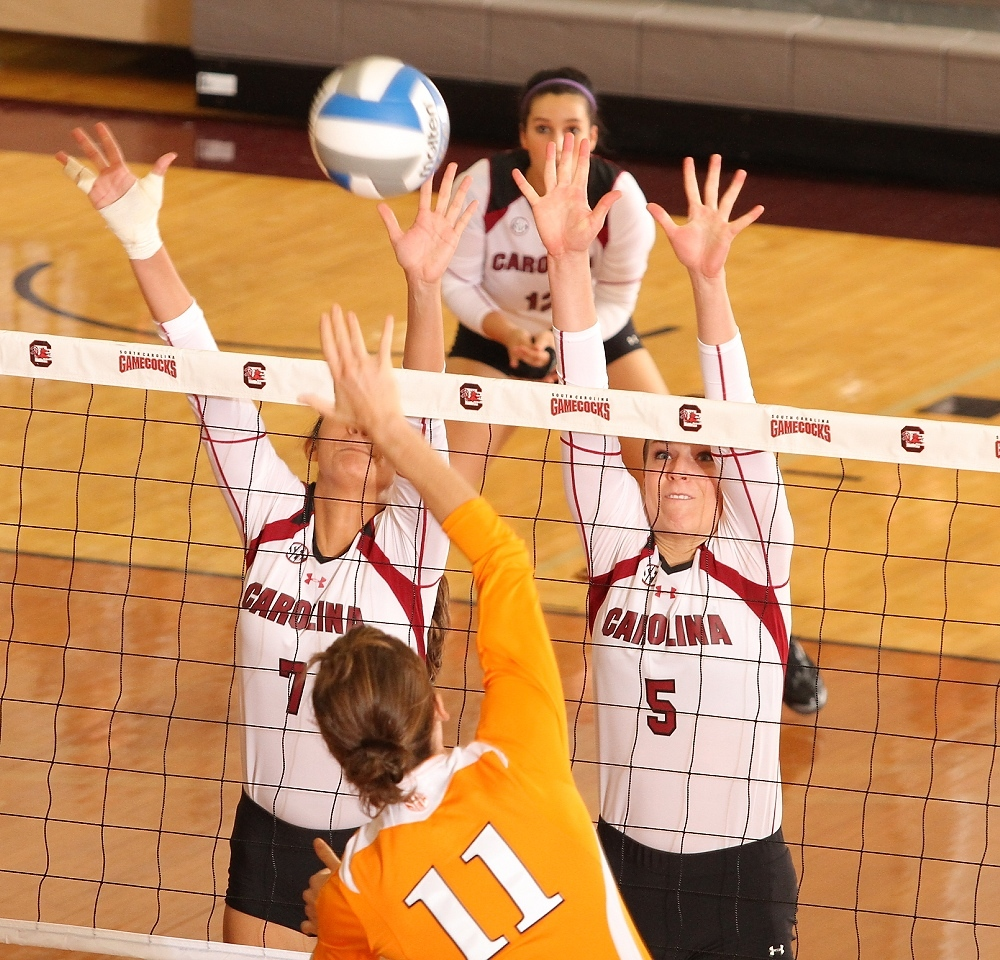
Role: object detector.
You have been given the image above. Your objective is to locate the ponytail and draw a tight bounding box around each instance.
[311,627,436,814]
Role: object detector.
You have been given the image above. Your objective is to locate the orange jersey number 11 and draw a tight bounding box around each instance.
[404,823,564,958]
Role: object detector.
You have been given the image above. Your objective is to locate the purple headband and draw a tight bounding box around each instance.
[521,78,597,114]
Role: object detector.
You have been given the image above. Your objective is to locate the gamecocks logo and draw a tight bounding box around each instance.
[29,340,53,368]
[459,382,483,411]
[679,404,702,432]
[244,362,266,389]
[901,425,925,453]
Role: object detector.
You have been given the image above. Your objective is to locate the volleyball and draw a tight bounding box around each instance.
[308,56,450,200]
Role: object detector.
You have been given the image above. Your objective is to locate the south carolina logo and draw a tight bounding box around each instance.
[901,425,925,453]
[679,403,702,432]
[460,382,483,411]
[29,340,53,368]
[244,362,266,390]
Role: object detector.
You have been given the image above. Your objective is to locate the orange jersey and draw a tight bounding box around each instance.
[312,497,651,960]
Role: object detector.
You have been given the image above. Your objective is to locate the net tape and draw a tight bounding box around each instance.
[2,329,997,472]
[0,919,307,960]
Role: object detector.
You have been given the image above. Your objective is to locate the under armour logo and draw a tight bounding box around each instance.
[769,947,785,957]
[304,573,327,588]
[654,585,677,600]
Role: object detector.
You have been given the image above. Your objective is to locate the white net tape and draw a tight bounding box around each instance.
[3,329,998,472]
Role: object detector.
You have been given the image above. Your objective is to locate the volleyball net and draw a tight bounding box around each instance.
[2,329,999,959]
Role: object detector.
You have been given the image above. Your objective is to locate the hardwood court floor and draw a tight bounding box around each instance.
[2,32,1000,960]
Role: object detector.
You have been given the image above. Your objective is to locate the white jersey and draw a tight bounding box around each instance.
[555,323,793,855]
[443,151,655,341]
[159,302,449,830]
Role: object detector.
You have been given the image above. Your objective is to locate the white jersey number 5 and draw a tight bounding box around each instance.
[404,822,564,959]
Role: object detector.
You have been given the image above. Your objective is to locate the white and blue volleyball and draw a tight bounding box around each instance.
[309,56,450,199]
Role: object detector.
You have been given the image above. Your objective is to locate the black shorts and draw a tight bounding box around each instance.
[598,819,798,960]
[449,318,644,379]
[226,791,357,932]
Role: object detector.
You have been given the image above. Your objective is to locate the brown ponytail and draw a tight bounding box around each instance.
[311,626,436,814]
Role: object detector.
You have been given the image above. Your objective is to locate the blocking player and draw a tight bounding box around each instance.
[440,72,824,714]
[58,123,476,949]
[297,303,652,960]
[518,135,799,958]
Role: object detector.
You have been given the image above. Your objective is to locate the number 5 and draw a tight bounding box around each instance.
[645,678,676,736]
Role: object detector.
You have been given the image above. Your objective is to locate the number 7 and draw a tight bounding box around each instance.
[279,658,307,715]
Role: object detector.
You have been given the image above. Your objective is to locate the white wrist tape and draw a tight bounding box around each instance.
[99,174,165,260]
[63,157,97,195]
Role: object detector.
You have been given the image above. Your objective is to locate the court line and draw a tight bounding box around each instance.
[877,355,1000,417]
[13,261,324,356]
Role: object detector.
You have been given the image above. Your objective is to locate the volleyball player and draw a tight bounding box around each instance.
[441,67,664,481]
[519,135,799,958]
[58,123,476,949]
[441,73,824,714]
[295,303,652,959]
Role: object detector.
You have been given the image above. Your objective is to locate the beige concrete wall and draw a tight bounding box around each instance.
[191,0,1000,134]
[0,0,191,46]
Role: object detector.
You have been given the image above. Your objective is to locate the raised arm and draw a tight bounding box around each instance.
[301,309,570,769]
[647,155,763,347]
[377,164,476,373]
[58,123,193,325]
[512,134,619,336]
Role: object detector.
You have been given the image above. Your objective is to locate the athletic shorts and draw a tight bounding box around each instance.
[226,791,357,933]
[449,318,644,379]
[598,819,798,960]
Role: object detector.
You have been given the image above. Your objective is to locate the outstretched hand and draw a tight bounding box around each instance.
[647,155,763,280]
[56,122,176,211]
[299,305,402,441]
[512,133,620,258]
[300,837,341,937]
[378,163,478,284]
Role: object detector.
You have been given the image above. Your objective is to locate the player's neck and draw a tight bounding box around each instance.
[312,479,387,557]
[653,532,703,569]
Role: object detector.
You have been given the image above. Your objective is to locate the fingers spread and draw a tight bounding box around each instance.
[95,122,127,168]
[151,152,178,177]
[718,168,747,220]
[681,157,702,211]
[704,154,722,208]
[434,162,457,213]
[73,127,109,168]
[512,167,540,205]
[377,203,404,245]
[647,202,678,235]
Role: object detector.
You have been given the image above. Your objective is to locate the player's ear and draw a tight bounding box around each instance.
[589,124,599,149]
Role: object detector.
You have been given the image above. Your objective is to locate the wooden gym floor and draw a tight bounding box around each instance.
[1,30,999,960]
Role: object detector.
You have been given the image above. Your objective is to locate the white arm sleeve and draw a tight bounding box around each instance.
[700,334,794,585]
[592,172,655,340]
[441,160,502,335]
[157,302,304,546]
[555,324,651,578]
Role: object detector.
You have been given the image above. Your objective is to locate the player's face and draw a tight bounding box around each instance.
[642,441,722,541]
[310,419,395,493]
[519,93,598,179]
